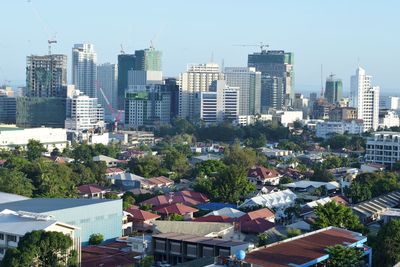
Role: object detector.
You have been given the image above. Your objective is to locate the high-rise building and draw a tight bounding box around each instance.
[196,80,239,124]
[117,54,136,110]
[324,75,343,104]
[134,47,162,71]
[97,63,118,121]
[380,96,400,110]
[124,85,171,129]
[178,63,224,119]
[329,107,357,122]
[72,44,97,98]
[350,67,380,131]
[65,90,104,132]
[26,54,67,97]
[0,89,16,124]
[224,67,261,115]
[248,50,294,112]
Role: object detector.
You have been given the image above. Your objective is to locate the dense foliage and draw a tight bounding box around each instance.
[325,245,364,267]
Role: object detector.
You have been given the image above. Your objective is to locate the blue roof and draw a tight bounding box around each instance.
[0,198,121,213]
[196,202,237,211]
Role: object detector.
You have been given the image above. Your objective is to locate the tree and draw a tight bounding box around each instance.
[0,169,34,197]
[310,166,335,182]
[163,148,190,178]
[372,220,400,267]
[279,176,293,185]
[223,143,256,170]
[193,160,225,178]
[122,192,136,210]
[313,201,365,234]
[326,244,363,267]
[26,139,46,161]
[128,155,162,178]
[169,213,184,221]
[105,192,119,199]
[140,255,154,267]
[1,230,75,267]
[89,233,104,245]
[286,228,302,238]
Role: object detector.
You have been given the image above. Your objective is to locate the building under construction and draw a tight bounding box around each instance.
[26,54,68,97]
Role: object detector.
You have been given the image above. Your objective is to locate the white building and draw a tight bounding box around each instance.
[0,209,80,261]
[365,131,400,168]
[65,90,104,132]
[235,114,272,126]
[380,96,400,110]
[350,67,380,131]
[0,125,68,151]
[379,110,400,129]
[224,67,261,115]
[316,120,364,138]
[239,189,297,210]
[197,80,239,124]
[271,110,303,127]
[127,70,163,86]
[97,63,118,121]
[72,43,97,98]
[178,63,224,119]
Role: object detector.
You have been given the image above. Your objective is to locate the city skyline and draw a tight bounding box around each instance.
[1,0,399,94]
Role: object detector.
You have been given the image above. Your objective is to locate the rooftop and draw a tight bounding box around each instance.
[0,198,121,213]
[206,207,245,218]
[245,227,367,267]
[196,202,237,211]
[125,207,160,222]
[352,191,400,217]
[153,221,233,237]
[248,166,281,180]
[0,191,29,204]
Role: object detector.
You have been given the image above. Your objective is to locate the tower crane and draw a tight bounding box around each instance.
[233,42,269,52]
[96,81,124,132]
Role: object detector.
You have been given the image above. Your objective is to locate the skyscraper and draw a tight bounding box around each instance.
[350,67,380,131]
[224,67,261,115]
[178,63,224,119]
[117,54,136,110]
[248,50,294,112]
[134,47,162,71]
[26,54,67,97]
[72,44,97,98]
[324,75,343,104]
[97,63,118,121]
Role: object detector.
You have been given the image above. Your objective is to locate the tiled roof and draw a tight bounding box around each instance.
[240,218,275,234]
[239,208,275,223]
[82,245,139,267]
[125,207,160,222]
[140,190,208,207]
[248,166,281,180]
[154,203,198,215]
[245,227,366,267]
[141,176,174,187]
[78,184,104,195]
[105,167,125,174]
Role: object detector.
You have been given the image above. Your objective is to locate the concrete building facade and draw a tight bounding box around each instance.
[72,44,97,98]
[97,63,118,121]
[365,131,400,168]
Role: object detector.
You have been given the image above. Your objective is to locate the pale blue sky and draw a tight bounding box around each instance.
[1,0,399,94]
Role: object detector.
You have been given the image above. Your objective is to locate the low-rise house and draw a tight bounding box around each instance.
[247,166,281,187]
[243,227,371,267]
[239,189,297,215]
[140,190,209,208]
[191,154,223,165]
[237,208,276,234]
[81,245,138,267]
[124,207,160,232]
[152,233,249,266]
[0,191,29,204]
[78,184,107,199]
[196,202,238,211]
[107,172,145,190]
[300,195,349,219]
[140,176,174,190]
[118,235,153,255]
[360,163,386,173]
[205,208,245,219]
[118,150,146,160]
[0,209,80,262]
[381,208,400,224]
[352,191,400,224]
[93,155,121,167]
[282,180,340,194]
[258,147,293,158]
[105,167,125,177]
[154,203,198,220]
[239,208,275,223]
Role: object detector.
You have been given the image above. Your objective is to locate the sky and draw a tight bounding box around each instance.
[1,0,399,95]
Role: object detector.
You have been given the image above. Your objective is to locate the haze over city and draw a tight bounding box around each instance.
[1,0,400,94]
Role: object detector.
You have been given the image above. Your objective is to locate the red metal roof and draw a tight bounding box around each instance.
[240,218,275,234]
[140,190,208,207]
[125,207,160,222]
[78,184,104,195]
[245,227,364,267]
[154,203,198,215]
[248,166,280,181]
[82,245,139,267]
[193,215,235,223]
[239,208,275,223]
[105,167,125,174]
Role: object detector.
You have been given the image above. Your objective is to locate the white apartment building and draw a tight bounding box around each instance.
[380,96,400,110]
[0,125,68,151]
[236,114,273,126]
[365,131,400,168]
[72,43,97,98]
[379,110,400,129]
[178,63,224,119]
[316,120,364,139]
[350,67,380,131]
[65,90,104,132]
[197,80,239,124]
[97,63,118,121]
[0,209,80,262]
[271,110,303,127]
[224,67,261,115]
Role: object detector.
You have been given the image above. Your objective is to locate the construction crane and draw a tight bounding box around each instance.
[120,44,125,54]
[233,42,269,52]
[48,38,57,55]
[96,81,124,132]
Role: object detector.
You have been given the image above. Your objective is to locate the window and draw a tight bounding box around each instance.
[0,233,3,240]
[7,235,17,242]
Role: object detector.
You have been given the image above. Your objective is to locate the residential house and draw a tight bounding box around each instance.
[247,166,281,187]
[78,184,106,199]
[93,155,120,167]
[124,207,160,232]
[154,203,198,220]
